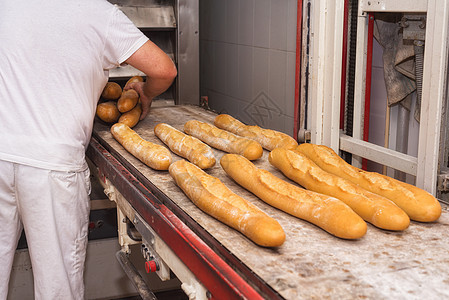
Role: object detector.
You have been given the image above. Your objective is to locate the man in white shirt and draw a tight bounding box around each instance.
[0,0,177,299]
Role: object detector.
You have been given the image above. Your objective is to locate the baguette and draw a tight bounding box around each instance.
[96,101,120,123]
[296,143,442,222]
[269,148,410,231]
[220,154,367,239]
[214,114,298,150]
[111,123,172,170]
[184,120,263,160]
[169,160,285,247]
[118,103,142,128]
[154,123,216,169]
[125,76,144,88]
[117,89,139,113]
[101,82,122,100]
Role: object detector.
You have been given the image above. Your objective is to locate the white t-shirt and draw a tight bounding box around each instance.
[0,0,148,171]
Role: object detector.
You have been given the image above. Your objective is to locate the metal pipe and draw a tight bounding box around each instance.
[294,0,303,141]
[340,0,350,130]
[116,250,157,300]
[394,96,411,181]
[362,13,375,170]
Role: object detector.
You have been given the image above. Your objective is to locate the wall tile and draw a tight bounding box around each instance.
[225,0,239,44]
[269,0,288,51]
[237,45,253,101]
[286,0,297,52]
[225,43,239,99]
[254,0,271,48]
[252,47,270,99]
[268,49,287,113]
[214,42,227,94]
[238,0,255,46]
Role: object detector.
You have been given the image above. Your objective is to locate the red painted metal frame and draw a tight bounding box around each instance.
[293,0,303,141]
[340,0,349,130]
[86,138,280,300]
[362,14,375,170]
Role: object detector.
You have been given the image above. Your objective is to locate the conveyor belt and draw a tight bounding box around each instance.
[90,105,449,299]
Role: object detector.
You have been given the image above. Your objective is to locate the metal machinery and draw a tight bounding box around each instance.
[84,0,449,299]
[303,0,449,200]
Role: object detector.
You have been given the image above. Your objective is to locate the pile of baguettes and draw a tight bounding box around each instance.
[108,112,442,248]
[96,76,145,129]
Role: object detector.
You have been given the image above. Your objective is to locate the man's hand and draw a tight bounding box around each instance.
[124,40,177,121]
[125,81,152,120]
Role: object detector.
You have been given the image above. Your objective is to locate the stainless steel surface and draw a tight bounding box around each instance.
[176,0,200,105]
[93,105,449,299]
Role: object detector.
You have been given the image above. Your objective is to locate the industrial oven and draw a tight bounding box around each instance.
[85,0,449,299]
[10,0,449,299]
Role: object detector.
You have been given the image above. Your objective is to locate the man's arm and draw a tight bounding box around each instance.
[124,40,177,119]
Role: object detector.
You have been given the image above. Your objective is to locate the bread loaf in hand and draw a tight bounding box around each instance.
[117,89,139,113]
[101,82,122,100]
[169,160,285,247]
[214,114,298,151]
[96,101,120,123]
[184,120,263,160]
[269,148,410,231]
[111,123,172,170]
[118,103,142,128]
[125,76,144,88]
[155,123,216,169]
[220,154,367,239]
[296,143,442,222]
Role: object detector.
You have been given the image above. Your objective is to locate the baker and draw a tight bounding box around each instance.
[0,0,177,299]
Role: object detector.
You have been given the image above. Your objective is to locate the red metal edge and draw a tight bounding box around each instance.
[86,138,274,300]
[293,0,303,141]
[362,14,375,170]
[340,0,349,130]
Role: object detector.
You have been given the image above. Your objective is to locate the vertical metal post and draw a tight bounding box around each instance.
[309,0,345,152]
[416,0,449,194]
[177,0,200,105]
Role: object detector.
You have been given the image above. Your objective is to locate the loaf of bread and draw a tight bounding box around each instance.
[118,103,142,128]
[214,114,298,151]
[169,160,285,247]
[269,148,410,231]
[296,143,442,222]
[101,82,122,100]
[184,120,263,160]
[96,101,120,123]
[111,123,172,170]
[220,154,367,239]
[117,89,139,113]
[154,123,216,169]
[125,76,144,88]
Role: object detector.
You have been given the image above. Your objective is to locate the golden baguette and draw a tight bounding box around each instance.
[101,82,122,100]
[184,120,263,160]
[214,114,298,150]
[296,143,442,222]
[96,101,120,123]
[269,148,410,231]
[220,154,367,239]
[111,123,172,170]
[117,89,139,113]
[154,123,216,169]
[169,160,285,247]
[118,103,142,128]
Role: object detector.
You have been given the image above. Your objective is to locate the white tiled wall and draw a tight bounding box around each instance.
[199,0,297,136]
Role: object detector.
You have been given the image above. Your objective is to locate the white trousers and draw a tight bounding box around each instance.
[0,160,91,300]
